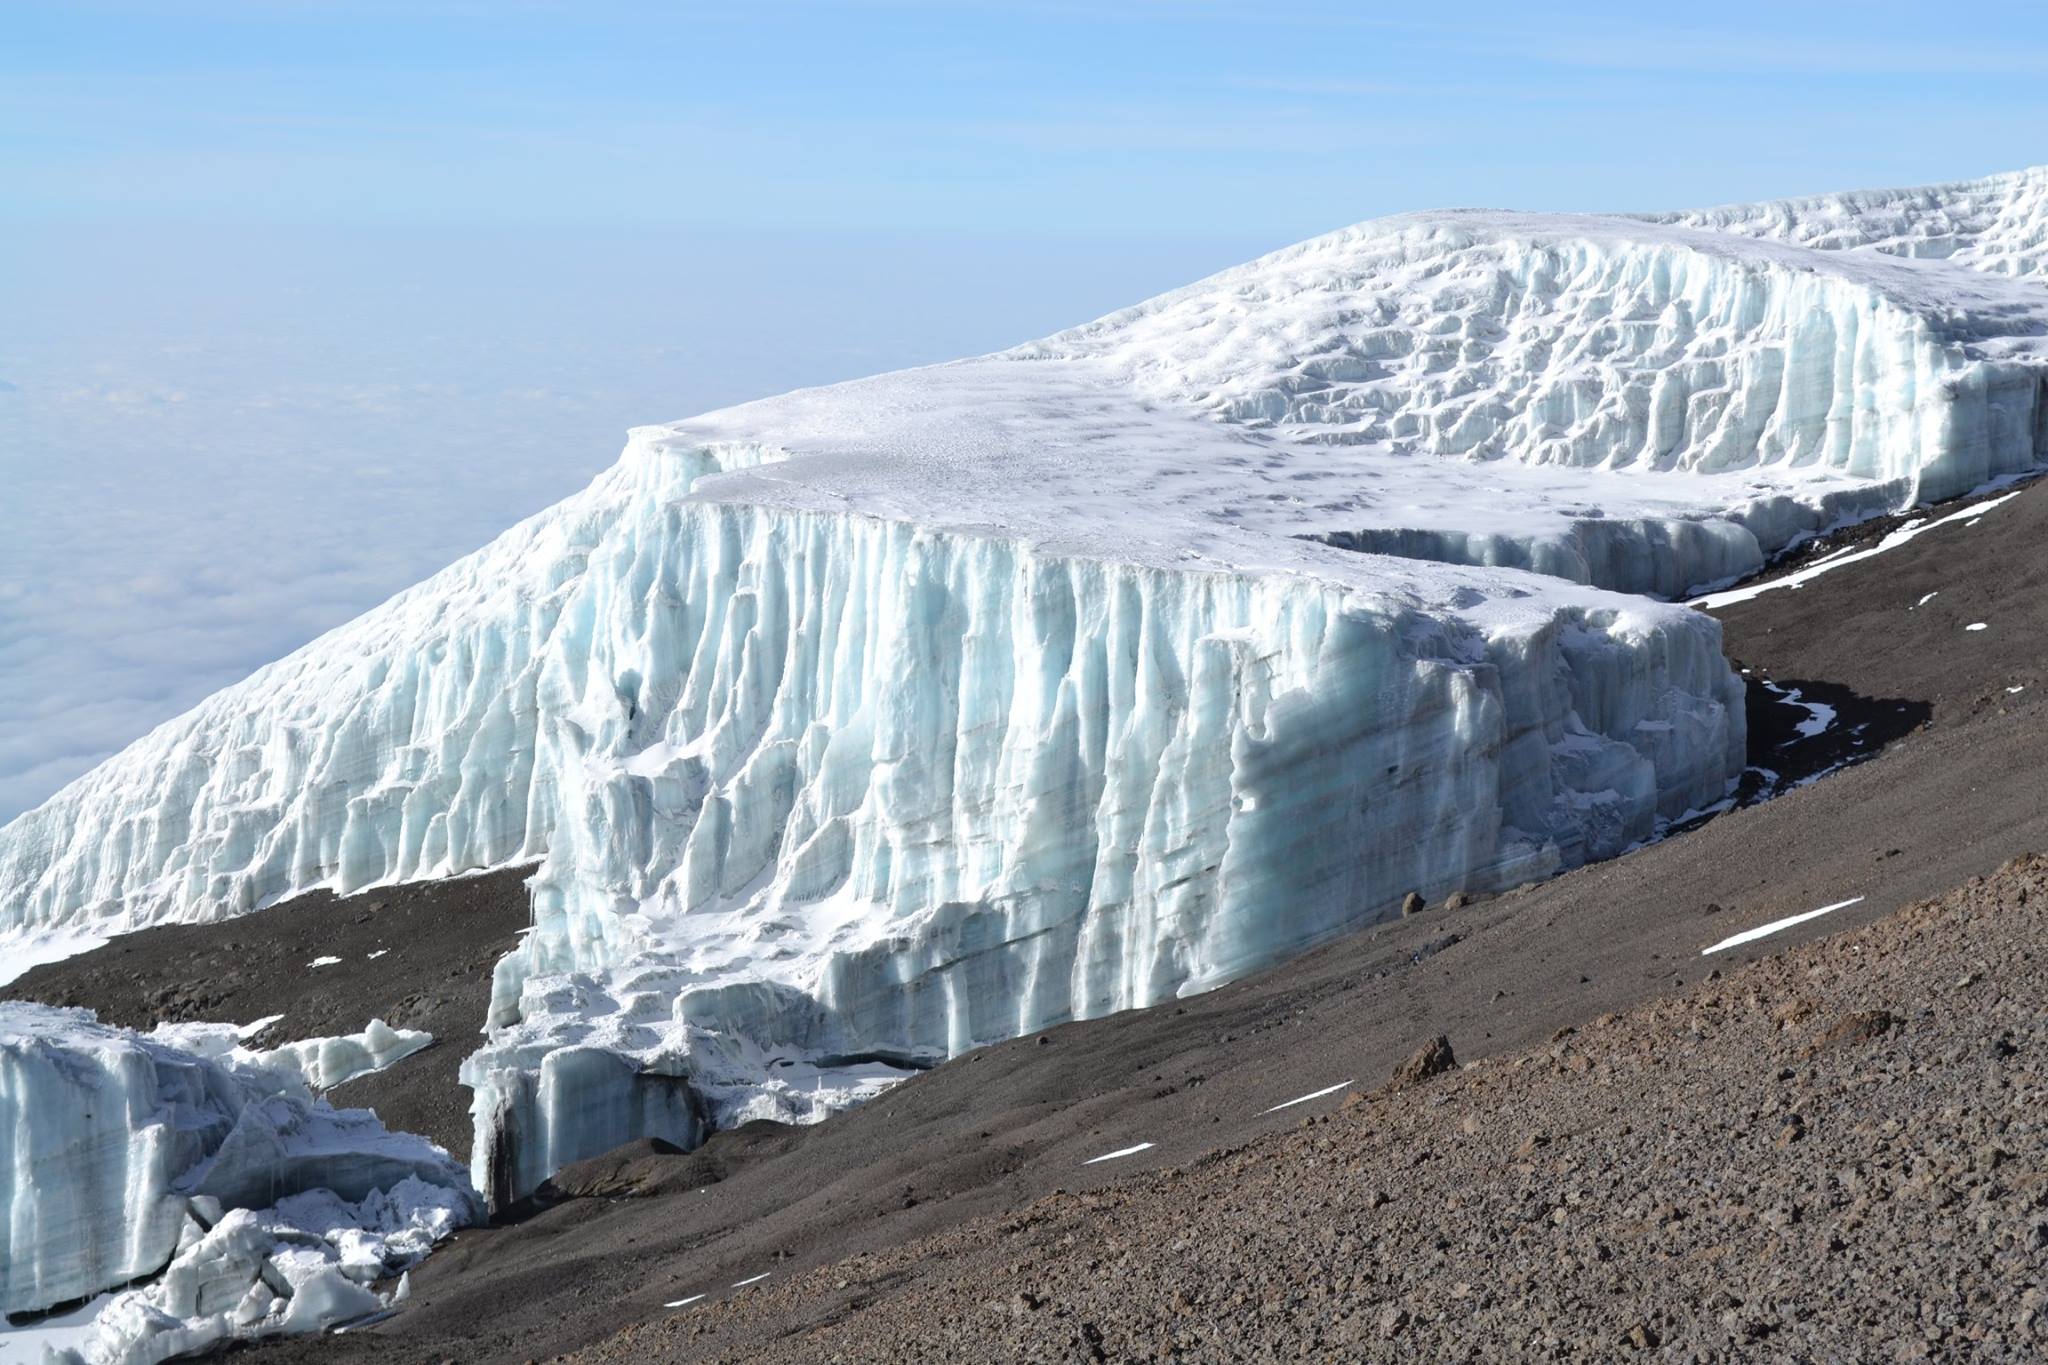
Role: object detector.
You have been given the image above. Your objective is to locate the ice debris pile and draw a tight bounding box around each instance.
[0,1002,476,1358]
[1,167,2045,1209]
[52,1179,465,1365]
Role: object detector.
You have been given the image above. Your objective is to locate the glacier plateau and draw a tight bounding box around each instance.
[4,168,2047,1209]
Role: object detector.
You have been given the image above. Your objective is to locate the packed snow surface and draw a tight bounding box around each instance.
[0,1003,475,1320]
[3,166,2047,1206]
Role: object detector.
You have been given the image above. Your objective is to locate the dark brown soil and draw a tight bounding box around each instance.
[587,852,2048,1364]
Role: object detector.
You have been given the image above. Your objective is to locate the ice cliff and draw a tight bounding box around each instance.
[3,168,2046,1210]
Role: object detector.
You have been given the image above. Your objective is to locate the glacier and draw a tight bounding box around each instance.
[0,1003,476,1320]
[3,168,2047,1214]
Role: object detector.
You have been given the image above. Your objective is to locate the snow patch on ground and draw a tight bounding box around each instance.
[1083,1143,1156,1165]
[1693,489,2027,610]
[0,1295,113,1365]
[1760,682,1837,742]
[0,927,109,989]
[1702,897,1867,955]
[1260,1081,1355,1114]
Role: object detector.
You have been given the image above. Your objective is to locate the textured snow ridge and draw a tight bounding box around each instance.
[1645,164,2048,280]
[1023,210,2048,500]
[0,1003,477,1318]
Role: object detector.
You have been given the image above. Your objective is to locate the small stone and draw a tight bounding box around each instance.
[1443,891,1468,910]
[1624,1322,1659,1349]
[1377,1305,1409,1339]
[1390,1036,1457,1089]
[1807,1009,1901,1054]
[1400,892,1425,917]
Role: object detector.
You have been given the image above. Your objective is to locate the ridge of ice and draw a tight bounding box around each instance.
[1643,164,2048,280]
[150,1017,434,1093]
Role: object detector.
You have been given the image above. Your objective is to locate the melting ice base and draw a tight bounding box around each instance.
[3,168,2048,1213]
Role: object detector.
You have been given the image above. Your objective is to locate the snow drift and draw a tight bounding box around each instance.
[4,167,2047,1208]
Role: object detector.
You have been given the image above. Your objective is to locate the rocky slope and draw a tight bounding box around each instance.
[586,851,2048,1363]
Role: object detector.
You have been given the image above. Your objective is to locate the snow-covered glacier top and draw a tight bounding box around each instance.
[676,206,2048,572]
[3,167,2045,1209]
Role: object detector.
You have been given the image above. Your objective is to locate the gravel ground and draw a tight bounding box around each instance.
[590,853,2046,1364]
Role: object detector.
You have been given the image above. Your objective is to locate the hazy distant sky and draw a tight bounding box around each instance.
[5,0,2048,820]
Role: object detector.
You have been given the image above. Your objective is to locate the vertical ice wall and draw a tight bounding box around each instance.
[0,437,777,940]
[458,487,1745,1203]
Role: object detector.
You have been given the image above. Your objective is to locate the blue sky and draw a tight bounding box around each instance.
[12,1,2048,236]
[4,0,2048,821]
